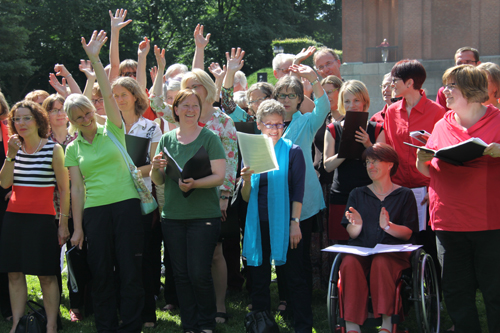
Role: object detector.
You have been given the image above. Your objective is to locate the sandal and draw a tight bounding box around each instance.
[162,304,177,311]
[215,312,229,324]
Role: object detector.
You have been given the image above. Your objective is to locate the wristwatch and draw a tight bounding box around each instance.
[383,223,391,231]
[220,195,229,200]
[291,217,300,224]
[5,156,14,162]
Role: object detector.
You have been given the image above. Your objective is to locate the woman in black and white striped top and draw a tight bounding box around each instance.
[0,100,69,333]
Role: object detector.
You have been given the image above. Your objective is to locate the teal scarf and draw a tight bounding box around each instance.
[242,138,292,266]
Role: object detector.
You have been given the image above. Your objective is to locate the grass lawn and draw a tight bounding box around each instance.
[0,269,488,332]
[247,67,278,87]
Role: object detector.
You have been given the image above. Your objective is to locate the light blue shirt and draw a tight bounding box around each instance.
[282,93,330,220]
[228,105,248,123]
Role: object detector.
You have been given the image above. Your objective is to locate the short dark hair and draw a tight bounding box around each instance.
[172,89,203,122]
[442,65,489,104]
[455,47,480,62]
[391,59,427,90]
[9,100,50,139]
[362,143,399,177]
[273,76,304,110]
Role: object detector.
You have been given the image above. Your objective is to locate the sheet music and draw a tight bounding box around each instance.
[236,132,279,174]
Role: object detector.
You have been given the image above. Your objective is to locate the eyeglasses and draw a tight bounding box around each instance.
[276,67,290,74]
[92,98,104,105]
[325,87,339,95]
[456,60,477,65]
[248,97,266,105]
[317,61,335,72]
[391,78,402,84]
[443,83,457,91]
[73,110,95,123]
[122,71,137,77]
[49,108,65,114]
[261,122,285,129]
[363,159,380,167]
[277,93,298,100]
[13,116,34,123]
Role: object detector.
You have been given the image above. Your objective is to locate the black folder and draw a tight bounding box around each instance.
[125,134,150,167]
[337,111,369,159]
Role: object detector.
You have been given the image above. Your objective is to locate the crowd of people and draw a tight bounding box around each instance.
[0,9,499,333]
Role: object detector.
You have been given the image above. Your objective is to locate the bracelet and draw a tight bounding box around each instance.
[383,223,390,231]
[5,156,14,162]
[91,59,101,65]
[60,213,70,218]
[220,195,229,200]
[310,79,319,86]
[65,74,72,78]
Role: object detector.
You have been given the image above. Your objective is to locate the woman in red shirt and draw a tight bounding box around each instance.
[417,65,500,333]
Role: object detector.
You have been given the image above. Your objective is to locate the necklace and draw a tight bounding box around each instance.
[371,183,394,197]
[22,138,43,155]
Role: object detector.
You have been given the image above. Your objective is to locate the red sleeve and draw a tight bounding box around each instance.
[326,123,336,140]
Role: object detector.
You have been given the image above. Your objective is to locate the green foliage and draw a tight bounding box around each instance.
[247,67,278,88]
[271,37,323,67]
[0,0,343,102]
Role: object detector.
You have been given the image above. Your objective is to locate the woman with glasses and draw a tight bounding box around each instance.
[150,45,237,325]
[416,65,500,333]
[64,31,145,332]
[0,100,70,333]
[271,64,329,316]
[41,94,90,322]
[340,143,418,333]
[323,80,383,242]
[241,99,312,332]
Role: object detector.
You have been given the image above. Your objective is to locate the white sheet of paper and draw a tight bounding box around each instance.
[321,243,422,256]
[411,186,428,231]
[236,132,279,174]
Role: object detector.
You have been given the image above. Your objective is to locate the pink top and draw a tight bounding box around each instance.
[426,106,500,231]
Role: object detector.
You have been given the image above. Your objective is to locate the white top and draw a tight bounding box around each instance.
[127,116,162,191]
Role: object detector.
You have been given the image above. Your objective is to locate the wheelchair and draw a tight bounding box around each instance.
[327,248,440,333]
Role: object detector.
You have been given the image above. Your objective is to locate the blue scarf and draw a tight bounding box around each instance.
[242,137,293,266]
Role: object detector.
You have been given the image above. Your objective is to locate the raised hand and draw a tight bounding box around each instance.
[193,24,210,49]
[294,46,316,65]
[81,30,108,61]
[48,73,68,97]
[79,59,95,79]
[208,62,226,81]
[150,66,158,83]
[289,64,317,83]
[109,8,132,31]
[54,64,70,78]
[138,37,150,58]
[154,45,166,69]
[225,47,245,73]
[379,207,390,230]
[345,206,363,226]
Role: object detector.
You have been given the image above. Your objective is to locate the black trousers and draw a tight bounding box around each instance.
[436,229,500,333]
[0,194,11,319]
[249,220,313,333]
[84,199,144,333]
[141,212,159,323]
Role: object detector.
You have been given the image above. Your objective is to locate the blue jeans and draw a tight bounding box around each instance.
[162,217,221,332]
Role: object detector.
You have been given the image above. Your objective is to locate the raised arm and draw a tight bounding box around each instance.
[108,9,132,82]
[192,24,210,70]
[149,45,176,123]
[208,62,226,102]
[48,74,69,98]
[136,37,150,90]
[223,48,245,90]
[82,30,122,128]
[79,59,96,100]
[54,64,82,95]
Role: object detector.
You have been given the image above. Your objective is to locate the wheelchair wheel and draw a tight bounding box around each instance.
[413,250,440,333]
[327,253,343,332]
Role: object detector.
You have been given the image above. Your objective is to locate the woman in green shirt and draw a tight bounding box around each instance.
[151,89,225,333]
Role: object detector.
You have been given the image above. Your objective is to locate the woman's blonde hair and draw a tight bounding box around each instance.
[338,80,370,115]
[181,69,217,105]
[64,94,97,135]
[112,77,149,116]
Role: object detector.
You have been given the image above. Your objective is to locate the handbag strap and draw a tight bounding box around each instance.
[26,300,46,319]
[106,127,136,169]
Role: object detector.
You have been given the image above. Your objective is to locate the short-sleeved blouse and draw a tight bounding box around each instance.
[65,120,139,209]
[341,186,418,248]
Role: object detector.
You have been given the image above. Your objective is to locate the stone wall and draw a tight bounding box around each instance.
[340,56,500,117]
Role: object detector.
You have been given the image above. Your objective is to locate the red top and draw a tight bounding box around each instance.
[370,105,387,124]
[426,106,500,232]
[383,90,446,188]
[143,88,157,121]
[435,86,450,112]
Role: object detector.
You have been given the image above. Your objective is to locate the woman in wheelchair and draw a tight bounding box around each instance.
[340,143,418,333]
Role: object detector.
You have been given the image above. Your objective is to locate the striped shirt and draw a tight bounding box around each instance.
[7,140,57,215]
